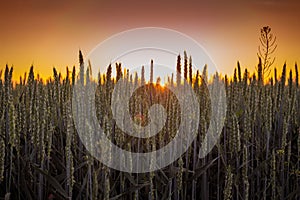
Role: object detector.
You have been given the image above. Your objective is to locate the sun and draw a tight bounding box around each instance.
[160,81,166,87]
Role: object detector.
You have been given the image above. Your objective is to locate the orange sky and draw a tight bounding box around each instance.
[0,0,299,80]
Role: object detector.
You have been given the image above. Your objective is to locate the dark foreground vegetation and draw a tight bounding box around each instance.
[0,51,299,199]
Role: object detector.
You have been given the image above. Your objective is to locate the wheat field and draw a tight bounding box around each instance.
[0,51,299,200]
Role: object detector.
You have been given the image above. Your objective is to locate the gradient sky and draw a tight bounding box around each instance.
[0,0,299,80]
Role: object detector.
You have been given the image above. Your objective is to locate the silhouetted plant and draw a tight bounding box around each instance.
[257,26,277,80]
